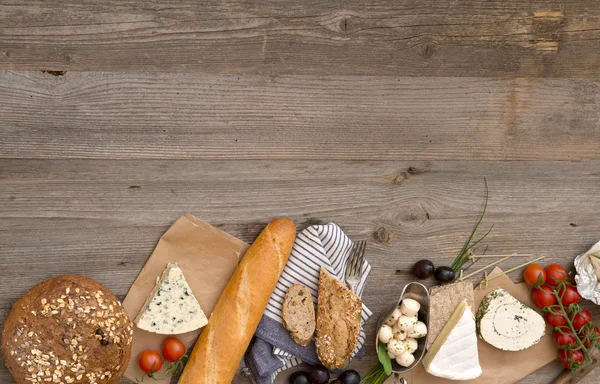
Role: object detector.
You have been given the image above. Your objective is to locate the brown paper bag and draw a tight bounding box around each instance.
[121,214,249,383]
[408,267,558,384]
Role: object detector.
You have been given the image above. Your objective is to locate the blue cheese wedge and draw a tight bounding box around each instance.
[135,263,208,334]
[476,288,545,351]
[422,299,482,380]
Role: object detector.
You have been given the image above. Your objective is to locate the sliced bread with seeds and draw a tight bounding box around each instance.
[314,267,362,369]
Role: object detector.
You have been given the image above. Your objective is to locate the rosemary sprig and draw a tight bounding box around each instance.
[450,178,493,274]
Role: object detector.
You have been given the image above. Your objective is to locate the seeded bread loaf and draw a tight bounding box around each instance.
[2,275,133,384]
[282,284,315,346]
[315,267,362,370]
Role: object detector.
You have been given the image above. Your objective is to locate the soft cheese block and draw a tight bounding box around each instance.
[476,288,545,351]
[135,263,208,334]
[423,300,482,380]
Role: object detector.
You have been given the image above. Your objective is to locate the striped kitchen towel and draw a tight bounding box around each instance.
[245,223,372,384]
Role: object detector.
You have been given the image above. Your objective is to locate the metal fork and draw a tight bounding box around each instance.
[345,240,367,294]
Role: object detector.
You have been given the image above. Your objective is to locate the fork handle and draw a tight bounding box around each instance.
[393,373,408,384]
[347,280,360,294]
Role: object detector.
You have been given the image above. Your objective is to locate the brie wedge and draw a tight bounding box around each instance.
[135,263,208,334]
[423,300,482,380]
[476,288,545,351]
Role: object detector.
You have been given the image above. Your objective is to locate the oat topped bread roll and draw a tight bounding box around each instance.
[178,218,296,384]
[2,275,133,384]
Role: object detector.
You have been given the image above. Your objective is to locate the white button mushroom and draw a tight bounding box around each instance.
[395,351,415,368]
[408,321,428,339]
[392,324,407,340]
[387,350,396,359]
[387,339,405,356]
[378,324,394,344]
[397,315,418,331]
[404,337,418,354]
[400,298,421,317]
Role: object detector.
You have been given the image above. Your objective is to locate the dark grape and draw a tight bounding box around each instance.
[310,366,330,384]
[434,266,456,283]
[338,370,361,384]
[411,260,434,279]
[330,381,342,384]
[289,371,311,384]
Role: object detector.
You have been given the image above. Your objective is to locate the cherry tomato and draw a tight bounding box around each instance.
[546,264,567,287]
[579,325,600,348]
[139,350,163,373]
[558,284,581,307]
[532,285,557,308]
[559,349,584,369]
[553,327,577,346]
[544,306,567,327]
[162,337,186,362]
[523,264,546,286]
[572,309,592,331]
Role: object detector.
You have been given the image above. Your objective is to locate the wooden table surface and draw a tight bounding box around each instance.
[2,1,600,383]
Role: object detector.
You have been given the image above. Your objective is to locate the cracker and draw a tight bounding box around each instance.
[426,280,474,349]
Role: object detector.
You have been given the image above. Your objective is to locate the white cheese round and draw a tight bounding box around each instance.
[408,321,428,339]
[388,308,403,323]
[392,324,407,340]
[404,337,418,354]
[385,310,399,327]
[396,351,415,367]
[477,288,546,351]
[397,315,418,331]
[378,324,394,343]
[387,339,405,356]
[400,298,421,317]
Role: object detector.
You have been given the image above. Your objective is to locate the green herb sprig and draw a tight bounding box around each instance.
[450,177,493,275]
[360,344,392,384]
[360,364,389,384]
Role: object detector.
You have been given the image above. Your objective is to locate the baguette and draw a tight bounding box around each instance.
[178,218,296,384]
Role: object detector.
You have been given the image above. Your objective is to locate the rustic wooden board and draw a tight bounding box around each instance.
[1,159,599,383]
[3,2,600,383]
[1,1,600,77]
[2,71,600,161]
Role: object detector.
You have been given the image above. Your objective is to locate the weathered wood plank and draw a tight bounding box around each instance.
[1,71,600,160]
[1,159,599,383]
[1,1,600,77]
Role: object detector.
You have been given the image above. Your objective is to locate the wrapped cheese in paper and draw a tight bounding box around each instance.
[574,240,600,305]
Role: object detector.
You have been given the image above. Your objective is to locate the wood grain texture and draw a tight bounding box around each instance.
[1,71,600,161]
[1,1,600,77]
[1,158,600,383]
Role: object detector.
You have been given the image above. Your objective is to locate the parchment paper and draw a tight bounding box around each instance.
[121,214,249,383]
[407,267,558,384]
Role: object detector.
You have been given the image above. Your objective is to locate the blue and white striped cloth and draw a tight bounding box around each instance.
[245,223,372,384]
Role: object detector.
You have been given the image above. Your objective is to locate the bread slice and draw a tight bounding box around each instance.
[315,267,362,369]
[282,284,316,346]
